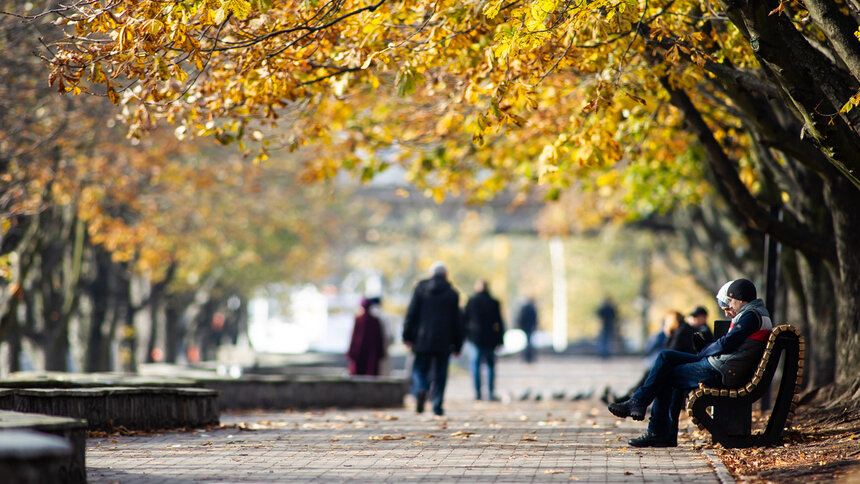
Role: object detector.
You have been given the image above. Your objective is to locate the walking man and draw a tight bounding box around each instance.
[464,279,505,401]
[596,296,618,358]
[403,262,464,416]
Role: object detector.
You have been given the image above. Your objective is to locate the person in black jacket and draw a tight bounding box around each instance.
[515,298,538,363]
[402,262,464,416]
[664,310,696,355]
[688,306,715,352]
[464,280,505,401]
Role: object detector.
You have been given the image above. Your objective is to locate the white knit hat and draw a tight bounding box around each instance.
[716,280,734,308]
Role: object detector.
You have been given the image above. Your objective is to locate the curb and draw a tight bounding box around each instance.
[702,448,735,484]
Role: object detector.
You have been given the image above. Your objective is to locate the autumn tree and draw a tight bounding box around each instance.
[1,1,367,373]
[6,0,860,392]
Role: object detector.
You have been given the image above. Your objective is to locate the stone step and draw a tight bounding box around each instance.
[0,387,219,431]
[0,411,87,484]
[196,375,409,410]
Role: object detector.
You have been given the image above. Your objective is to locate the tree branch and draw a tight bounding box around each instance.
[804,0,860,84]
[659,75,837,263]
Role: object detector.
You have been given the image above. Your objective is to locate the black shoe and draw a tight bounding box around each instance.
[628,431,677,447]
[433,408,444,416]
[608,399,646,421]
[488,395,500,402]
[416,391,427,414]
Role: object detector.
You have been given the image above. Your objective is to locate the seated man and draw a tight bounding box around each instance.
[607,278,773,447]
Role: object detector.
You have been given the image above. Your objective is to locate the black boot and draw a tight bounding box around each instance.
[607,398,646,421]
[628,431,677,447]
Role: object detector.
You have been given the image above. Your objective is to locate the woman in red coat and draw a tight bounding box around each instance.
[347,297,387,376]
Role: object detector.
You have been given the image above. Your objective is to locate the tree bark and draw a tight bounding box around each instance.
[823,176,860,382]
[85,247,114,372]
[721,0,860,189]
[797,253,837,387]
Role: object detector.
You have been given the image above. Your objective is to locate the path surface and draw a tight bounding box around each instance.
[86,355,731,483]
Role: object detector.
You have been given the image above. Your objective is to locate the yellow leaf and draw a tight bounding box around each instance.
[483,0,504,19]
[222,0,252,20]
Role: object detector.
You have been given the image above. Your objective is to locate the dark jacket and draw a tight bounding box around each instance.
[699,299,772,387]
[402,275,463,354]
[666,322,697,354]
[347,300,386,376]
[516,302,537,334]
[464,290,505,348]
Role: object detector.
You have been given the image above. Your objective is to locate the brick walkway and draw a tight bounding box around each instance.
[86,355,732,483]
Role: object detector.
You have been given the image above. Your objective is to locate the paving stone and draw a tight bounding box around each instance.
[87,355,729,483]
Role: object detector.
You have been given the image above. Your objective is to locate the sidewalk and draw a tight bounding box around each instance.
[86,355,732,483]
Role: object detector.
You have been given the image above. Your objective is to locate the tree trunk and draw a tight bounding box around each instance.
[797,254,837,387]
[1,298,22,373]
[824,176,860,382]
[85,247,113,372]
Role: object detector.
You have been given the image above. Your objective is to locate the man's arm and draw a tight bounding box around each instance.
[402,283,422,345]
[697,311,761,358]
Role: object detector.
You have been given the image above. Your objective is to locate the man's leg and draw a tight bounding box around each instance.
[471,346,483,400]
[485,347,497,399]
[429,353,450,416]
[629,359,721,446]
[411,353,431,413]
[666,358,721,434]
[609,350,700,420]
[524,334,534,363]
[632,350,702,404]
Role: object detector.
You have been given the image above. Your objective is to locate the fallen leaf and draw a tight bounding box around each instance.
[369,434,406,441]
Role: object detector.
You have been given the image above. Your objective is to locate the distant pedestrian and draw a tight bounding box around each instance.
[596,297,618,358]
[515,297,538,363]
[464,280,505,401]
[402,262,464,416]
[347,297,387,376]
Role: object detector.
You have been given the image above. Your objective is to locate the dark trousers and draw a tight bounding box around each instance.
[471,345,497,399]
[523,332,535,363]
[631,350,721,437]
[411,352,450,414]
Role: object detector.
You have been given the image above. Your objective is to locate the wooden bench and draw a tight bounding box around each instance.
[687,324,804,448]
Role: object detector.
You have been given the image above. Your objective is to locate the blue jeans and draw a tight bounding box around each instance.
[471,345,497,399]
[411,352,450,414]
[631,350,721,437]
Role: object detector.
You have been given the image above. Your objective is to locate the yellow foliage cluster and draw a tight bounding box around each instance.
[31,0,771,218]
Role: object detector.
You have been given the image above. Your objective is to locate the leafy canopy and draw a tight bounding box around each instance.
[30,2,721,196]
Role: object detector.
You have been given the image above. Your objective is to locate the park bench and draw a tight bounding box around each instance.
[687,324,804,448]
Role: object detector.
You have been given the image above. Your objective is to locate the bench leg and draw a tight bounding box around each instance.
[713,399,751,438]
